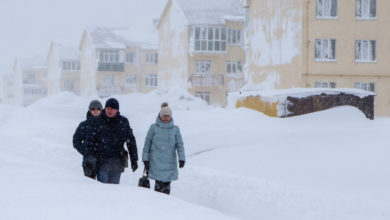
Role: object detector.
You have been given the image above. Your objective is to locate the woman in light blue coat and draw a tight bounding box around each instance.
[142,102,185,194]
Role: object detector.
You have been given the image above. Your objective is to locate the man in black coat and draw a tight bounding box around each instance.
[73,100,103,179]
[90,98,138,184]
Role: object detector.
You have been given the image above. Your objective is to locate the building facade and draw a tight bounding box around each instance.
[157,0,246,106]
[246,0,390,116]
[47,42,81,96]
[2,57,48,106]
[79,27,159,97]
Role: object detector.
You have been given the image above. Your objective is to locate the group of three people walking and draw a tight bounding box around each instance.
[73,98,185,194]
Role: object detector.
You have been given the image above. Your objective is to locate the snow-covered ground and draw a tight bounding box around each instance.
[1,90,390,220]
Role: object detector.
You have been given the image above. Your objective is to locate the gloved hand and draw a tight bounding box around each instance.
[131,160,138,172]
[143,161,149,173]
[179,160,185,168]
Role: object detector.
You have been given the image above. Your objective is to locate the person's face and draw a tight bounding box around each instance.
[90,108,101,117]
[161,115,171,123]
[105,107,118,118]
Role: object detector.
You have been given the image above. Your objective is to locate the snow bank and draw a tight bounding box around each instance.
[1,90,390,220]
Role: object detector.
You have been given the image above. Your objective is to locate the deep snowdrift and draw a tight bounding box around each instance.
[1,90,390,220]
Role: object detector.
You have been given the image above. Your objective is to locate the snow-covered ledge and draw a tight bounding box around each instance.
[229,88,376,119]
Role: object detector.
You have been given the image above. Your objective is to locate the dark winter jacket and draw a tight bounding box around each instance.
[73,111,98,157]
[90,109,138,172]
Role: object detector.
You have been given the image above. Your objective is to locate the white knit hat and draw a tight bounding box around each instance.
[159,102,172,117]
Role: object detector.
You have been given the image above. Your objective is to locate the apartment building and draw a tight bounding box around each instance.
[2,57,48,106]
[79,27,158,97]
[157,0,246,106]
[47,42,81,95]
[245,0,390,116]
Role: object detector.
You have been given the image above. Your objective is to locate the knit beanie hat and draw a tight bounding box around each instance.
[159,102,172,117]
[89,100,103,110]
[105,98,119,110]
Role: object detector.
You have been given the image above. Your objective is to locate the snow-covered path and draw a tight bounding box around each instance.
[1,91,390,219]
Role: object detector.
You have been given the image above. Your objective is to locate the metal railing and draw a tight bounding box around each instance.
[189,74,224,87]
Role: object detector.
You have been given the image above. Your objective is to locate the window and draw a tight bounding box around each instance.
[314,82,336,88]
[195,61,211,75]
[24,72,35,84]
[64,80,74,91]
[227,61,242,74]
[98,49,120,62]
[228,29,241,45]
[102,74,115,86]
[146,53,158,64]
[316,0,337,18]
[194,26,227,52]
[355,40,376,62]
[315,39,336,61]
[195,91,210,104]
[126,52,136,64]
[126,74,137,86]
[354,82,375,92]
[62,61,80,71]
[23,87,46,95]
[356,0,376,19]
[145,74,158,87]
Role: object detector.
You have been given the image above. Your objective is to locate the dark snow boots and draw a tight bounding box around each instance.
[155,180,171,195]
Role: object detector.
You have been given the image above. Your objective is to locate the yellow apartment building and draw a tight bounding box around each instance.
[47,42,81,96]
[79,27,159,97]
[157,0,246,106]
[245,0,390,116]
[2,57,48,106]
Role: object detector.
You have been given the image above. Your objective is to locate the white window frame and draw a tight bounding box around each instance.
[227,61,243,74]
[98,49,120,63]
[315,39,336,62]
[64,80,74,91]
[25,72,35,84]
[193,26,227,52]
[314,81,336,88]
[146,53,158,64]
[316,0,338,19]
[102,74,115,86]
[356,0,376,19]
[354,82,376,92]
[194,91,211,104]
[62,60,80,71]
[126,74,138,86]
[228,29,241,45]
[126,52,136,64]
[355,40,376,62]
[195,60,211,76]
[145,74,158,87]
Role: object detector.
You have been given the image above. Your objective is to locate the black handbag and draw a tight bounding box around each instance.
[138,168,150,188]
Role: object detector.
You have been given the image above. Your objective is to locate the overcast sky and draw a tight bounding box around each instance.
[0,0,167,75]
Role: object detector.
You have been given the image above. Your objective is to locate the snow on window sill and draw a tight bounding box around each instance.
[355,60,376,63]
[314,59,337,63]
[355,17,377,21]
[316,16,338,20]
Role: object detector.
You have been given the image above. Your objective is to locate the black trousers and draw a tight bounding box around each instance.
[155,180,171,195]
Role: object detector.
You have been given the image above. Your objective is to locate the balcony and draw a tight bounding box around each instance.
[189,74,224,87]
[98,62,124,72]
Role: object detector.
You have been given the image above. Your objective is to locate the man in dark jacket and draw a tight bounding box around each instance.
[73,100,103,179]
[91,98,138,184]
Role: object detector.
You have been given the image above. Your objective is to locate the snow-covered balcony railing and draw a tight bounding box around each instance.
[97,85,122,97]
[98,62,124,72]
[189,74,224,87]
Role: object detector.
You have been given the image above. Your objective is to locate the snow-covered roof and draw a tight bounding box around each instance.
[174,0,246,25]
[237,88,376,99]
[87,27,158,50]
[18,56,47,70]
[52,43,80,60]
